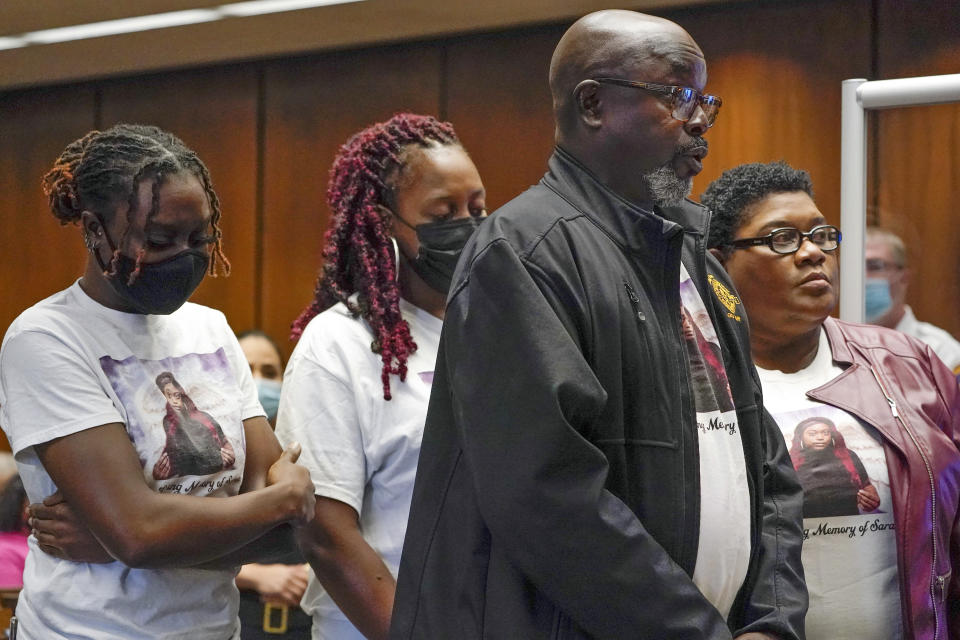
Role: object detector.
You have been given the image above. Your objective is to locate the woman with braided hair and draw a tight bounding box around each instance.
[275,112,486,639]
[0,124,315,639]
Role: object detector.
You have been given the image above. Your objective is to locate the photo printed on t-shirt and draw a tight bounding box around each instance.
[99,348,245,496]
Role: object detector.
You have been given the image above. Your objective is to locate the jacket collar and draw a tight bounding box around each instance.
[542,146,710,248]
[822,316,853,365]
[814,317,909,454]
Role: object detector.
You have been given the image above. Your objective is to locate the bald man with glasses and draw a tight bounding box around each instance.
[391,11,806,640]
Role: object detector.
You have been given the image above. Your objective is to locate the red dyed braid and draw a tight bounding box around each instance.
[291,113,459,400]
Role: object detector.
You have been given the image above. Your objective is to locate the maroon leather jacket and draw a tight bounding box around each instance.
[809,317,960,640]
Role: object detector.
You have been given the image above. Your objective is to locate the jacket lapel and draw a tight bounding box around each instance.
[807,319,909,456]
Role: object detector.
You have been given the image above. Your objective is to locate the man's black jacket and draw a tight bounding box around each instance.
[390,148,807,639]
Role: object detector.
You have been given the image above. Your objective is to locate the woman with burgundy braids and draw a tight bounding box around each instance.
[0,124,314,639]
[275,113,486,639]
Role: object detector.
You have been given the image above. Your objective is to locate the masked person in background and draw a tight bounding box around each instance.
[865,226,960,379]
[238,330,285,427]
[236,329,311,639]
[275,113,486,640]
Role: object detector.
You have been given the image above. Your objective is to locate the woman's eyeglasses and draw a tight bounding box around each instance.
[729,225,842,255]
[592,78,722,127]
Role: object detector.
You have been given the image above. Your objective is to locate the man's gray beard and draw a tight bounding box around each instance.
[642,163,692,208]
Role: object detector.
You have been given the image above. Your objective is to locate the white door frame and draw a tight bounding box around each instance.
[840,73,960,321]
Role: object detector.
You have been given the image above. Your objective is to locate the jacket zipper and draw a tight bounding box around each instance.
[935,574,947,604]
[623,282,645,321]
[868,365,940,639]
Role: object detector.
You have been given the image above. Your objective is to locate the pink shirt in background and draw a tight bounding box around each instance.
[0,532,28,588]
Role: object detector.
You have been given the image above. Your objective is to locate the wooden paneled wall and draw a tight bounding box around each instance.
[0,86,96,318]
[873,0,960,338]
[674,1,873,221]
[2,0,958,369]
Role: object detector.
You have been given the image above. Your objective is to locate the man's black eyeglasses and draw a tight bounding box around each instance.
[592,78,722,127]
[729,225,842,255]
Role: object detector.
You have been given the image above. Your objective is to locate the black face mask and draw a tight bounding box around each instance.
[395,215,483,294]
[92,227,209,315]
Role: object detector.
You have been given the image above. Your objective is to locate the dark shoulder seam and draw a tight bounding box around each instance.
[540,180,629,254]
[512,183,591,263]
[448,233,569,315]
[447,237,513,302]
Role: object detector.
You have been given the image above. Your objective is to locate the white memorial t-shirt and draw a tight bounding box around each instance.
[682,265,751,620]
[0,281,263,640]
[757,328,902,640]
[275,299,441,640]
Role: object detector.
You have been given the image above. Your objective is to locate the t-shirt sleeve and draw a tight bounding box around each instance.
[217,315,265,421]
[274,337,365,516]
[0,329,123,455]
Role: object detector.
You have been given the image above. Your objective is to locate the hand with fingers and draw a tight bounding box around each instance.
[221,441,236,468]
[857,484,880,512]
[28,491,113,563]
[266,443,316,525]
[152,452,172,480]
[238,563,310,607]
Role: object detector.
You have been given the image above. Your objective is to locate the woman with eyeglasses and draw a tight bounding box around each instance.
[702,161,960,640]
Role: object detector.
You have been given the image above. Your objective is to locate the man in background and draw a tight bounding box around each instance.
[865,226,960,376]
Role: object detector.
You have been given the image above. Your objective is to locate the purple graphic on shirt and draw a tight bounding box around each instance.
[418,371,435,385]
[99,348,245,494]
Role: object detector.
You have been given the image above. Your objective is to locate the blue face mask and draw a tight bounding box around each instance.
[256,378,282,422]
[865,278,892,322]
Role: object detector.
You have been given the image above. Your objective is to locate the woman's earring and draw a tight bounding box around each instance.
[84,233,97,251]
[390,237,400,282]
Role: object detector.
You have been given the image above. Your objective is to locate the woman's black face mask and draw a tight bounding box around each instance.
[393,214,483,295]
[91,221,209,315]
